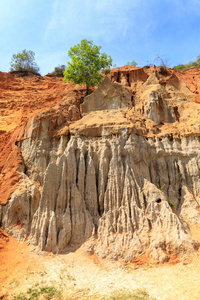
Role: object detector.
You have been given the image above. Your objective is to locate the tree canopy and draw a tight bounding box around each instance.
[10,49,40,74]
[127,60,138,67]
[53,64,66,75]
[63,39,112,94]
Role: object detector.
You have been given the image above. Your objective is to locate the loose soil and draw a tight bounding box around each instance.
[1,227,200,300]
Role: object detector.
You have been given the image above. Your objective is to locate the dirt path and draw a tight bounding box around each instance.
[1,229,200,299]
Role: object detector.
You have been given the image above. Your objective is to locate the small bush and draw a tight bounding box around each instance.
[10,49,40,74]
[174,64,186,71]
[53,64,66,75]
[174,54,200,71]
[159,66,169,76]
[127,60,138,67]
[14,285,61,300]
[154,55,169,74]
[168,201,176,208]
[104,289,156,300]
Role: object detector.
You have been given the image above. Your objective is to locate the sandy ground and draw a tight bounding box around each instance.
[1,228,200,300]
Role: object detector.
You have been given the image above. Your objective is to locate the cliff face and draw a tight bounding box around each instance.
[1,67,200,263]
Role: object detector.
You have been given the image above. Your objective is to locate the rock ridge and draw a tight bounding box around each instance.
[1,67,200,264]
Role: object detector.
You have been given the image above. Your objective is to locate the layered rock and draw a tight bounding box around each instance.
[165,73,195,101]
[144,91,176,124]
[81,77,132,114]
[0,176,40,240]
[109,66,148,89]
[1,68,200,264]
[1,133,200,262]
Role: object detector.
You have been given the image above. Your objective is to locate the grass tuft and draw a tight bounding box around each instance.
[14,285,61,300]
[103,289,156,300]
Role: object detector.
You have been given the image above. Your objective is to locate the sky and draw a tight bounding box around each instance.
[1,0,200,75]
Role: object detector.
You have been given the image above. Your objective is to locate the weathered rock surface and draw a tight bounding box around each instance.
[1,67,200,264]
[81,77,132,114]
[175,68,200,103]
[1,175,40,240]
[165,73,195,101]
[109,66,148,89]
[69,109,133,137]
[144,91,176,124]
[1,133,200,262]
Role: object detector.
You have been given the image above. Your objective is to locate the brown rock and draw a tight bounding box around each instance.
[165,73,195,101]
[144,91,176,124]
[1,67,200,265]
[80,77,132,114]
[109,66,148,89]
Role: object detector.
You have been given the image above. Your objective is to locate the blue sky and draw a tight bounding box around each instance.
[1,0,200,75]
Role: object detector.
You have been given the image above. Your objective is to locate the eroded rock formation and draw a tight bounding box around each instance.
[81,77,132,114]
[1,68,200,264]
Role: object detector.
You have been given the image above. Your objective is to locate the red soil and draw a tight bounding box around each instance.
[0,72,73,205]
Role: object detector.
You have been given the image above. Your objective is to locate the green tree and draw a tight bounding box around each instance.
[127,60,138,67]
[10,49,40,73]
[63,39,112,95]
[53,64,66,75]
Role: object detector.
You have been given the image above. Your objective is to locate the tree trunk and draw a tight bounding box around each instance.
[86,84,89,96]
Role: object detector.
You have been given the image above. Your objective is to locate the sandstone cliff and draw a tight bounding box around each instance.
[0,67,200,263]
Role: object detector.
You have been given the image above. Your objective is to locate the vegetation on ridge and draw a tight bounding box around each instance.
[174,54,200,71]
[127,60,138,67]
[10,49,40,74]
[52,64,66,75]
[63,39,112,95]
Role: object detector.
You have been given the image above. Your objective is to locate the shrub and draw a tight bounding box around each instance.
[154,55,169,76]
[14,285,61,300]
[174,64,186,71]
[159,66,169,76]
[104,288,156,300]
[10,49,40,74]
[174,54,200,71]
[53,64,66,75]
[168,200,176,208]
[127,60,138,67]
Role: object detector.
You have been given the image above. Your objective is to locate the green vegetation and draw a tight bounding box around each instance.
[10,49,40,74]
[158,65,168,76]
[104,289,156,300]
[53,64,66,75]
[154,55,169,76]
[174,64,187,71]
[63,39,112,95]
[168,200,176,208]
[13,285,155,300]
[174,54,200,71]
[158,184,166,192]
[59,268,76,281]
[14,285,61,300]
[157,184,176,208]
[127,60,138,67]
